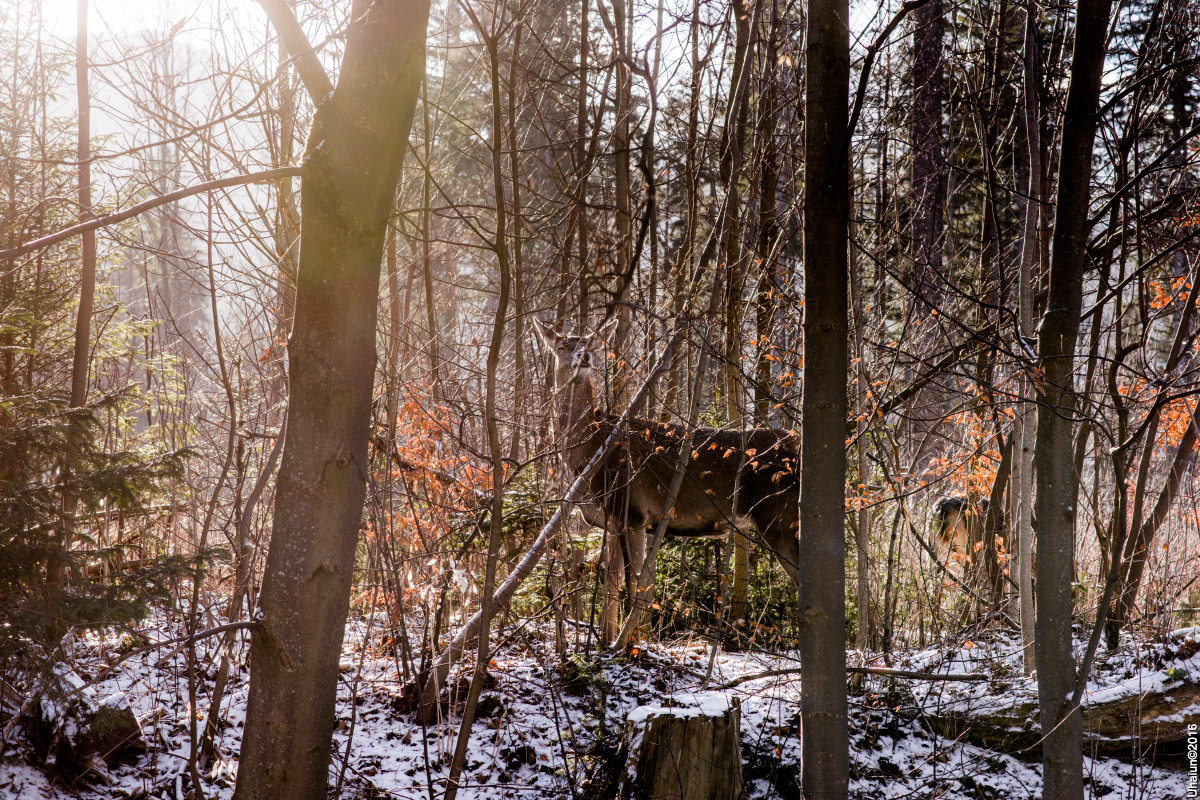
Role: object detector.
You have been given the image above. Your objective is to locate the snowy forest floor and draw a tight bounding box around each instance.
[2,604,1197,799]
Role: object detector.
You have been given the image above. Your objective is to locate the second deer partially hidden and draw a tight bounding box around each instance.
[534,319,802,645]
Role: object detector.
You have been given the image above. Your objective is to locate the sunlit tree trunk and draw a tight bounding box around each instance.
[52,0,96,599]
[232,1,429,797]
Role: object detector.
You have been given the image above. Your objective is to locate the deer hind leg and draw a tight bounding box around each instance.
[601,529,624,646]
[754,503,801,585]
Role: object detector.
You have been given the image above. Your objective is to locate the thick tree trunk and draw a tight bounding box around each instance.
[926,670,1200,759]
[904,0,946,473]
[232,2,429,798]
[800,0,849,793]
[1031,1,1112,797]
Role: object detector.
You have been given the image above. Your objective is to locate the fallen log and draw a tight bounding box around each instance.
[922,631,1200,758]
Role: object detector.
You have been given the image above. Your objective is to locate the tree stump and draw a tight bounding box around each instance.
[21,669,145,782]
[620,693,744,800]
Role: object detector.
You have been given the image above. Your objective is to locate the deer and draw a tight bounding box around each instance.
[533,318,801,644]
[933,495,1011,619]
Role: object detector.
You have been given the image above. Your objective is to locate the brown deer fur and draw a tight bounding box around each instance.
[534,319,801,643]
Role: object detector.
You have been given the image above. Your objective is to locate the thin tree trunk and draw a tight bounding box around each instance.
[420,76,441,401]
[69,0,94,422]
[724,0,757,639]
[1107,273,1200,641]
[850,195,870,656]
[1115,398,1200,629]
[444,21,513,796]
[571,0,590,330]
[273,40,299,367]
[662,0,701,422]
[53,0,96,598]
[754,4,780,426]
[506,20,526,465]
[800,0,850,792]
[1015,1,1040,673]
[1031,0,1113,796]
[904,0,946,472]
[610,0,634,406]
[232,1,429,796]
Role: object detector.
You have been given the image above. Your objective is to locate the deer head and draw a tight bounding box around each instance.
[532,317,617,392]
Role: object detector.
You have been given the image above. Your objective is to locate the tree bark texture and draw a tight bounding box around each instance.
[1015,2,1041,673]
[908,0,944,314]
[800,0,850,793]
[621,699,744,800]
[1031,0,1113,797]
[232,1,429,798]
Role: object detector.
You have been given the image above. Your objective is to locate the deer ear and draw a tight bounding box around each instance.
[531,318,558,350]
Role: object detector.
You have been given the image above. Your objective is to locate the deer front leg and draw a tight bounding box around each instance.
[601,529,624,646]
[621,526,647,616]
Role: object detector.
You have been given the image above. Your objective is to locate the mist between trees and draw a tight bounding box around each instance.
[1,0,1198,798]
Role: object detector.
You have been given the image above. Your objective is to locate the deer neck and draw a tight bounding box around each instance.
[554,376,600,466]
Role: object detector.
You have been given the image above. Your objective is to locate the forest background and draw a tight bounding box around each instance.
[1,0,1198,796]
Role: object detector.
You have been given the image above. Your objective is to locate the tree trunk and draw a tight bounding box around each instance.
[272,39,300,359]
[70,0,94,420]
[1031,0,1113,796]
[724,0,756,641]
[1114,401,1200,632]
[908,0,945,315]
[904,0,946,472]
[754,5,780,428]
[1014,1,1041,675]
[443,17,513,797]
[610,0,634,408]
[849,186,870,656]
[53,0,96,599]
[232,2,429,798]
[799,0,849,793]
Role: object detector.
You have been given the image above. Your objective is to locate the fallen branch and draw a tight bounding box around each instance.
[713,665,988,690]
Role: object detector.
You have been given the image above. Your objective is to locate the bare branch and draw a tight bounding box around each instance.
[0,167,303,262]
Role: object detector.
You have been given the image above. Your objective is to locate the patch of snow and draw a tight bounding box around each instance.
[1,608,1193,800]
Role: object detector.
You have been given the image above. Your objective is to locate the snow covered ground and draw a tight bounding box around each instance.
[1,610,1194,799]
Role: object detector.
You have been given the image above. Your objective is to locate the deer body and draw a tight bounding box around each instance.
[535,320,801,643]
